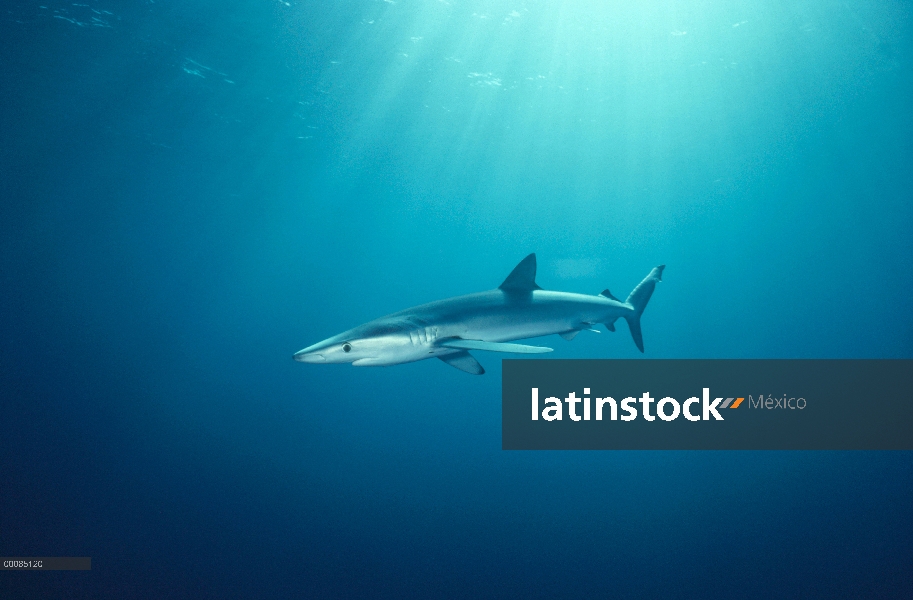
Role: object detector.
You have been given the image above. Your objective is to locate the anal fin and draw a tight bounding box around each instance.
[559,325,600,340]
[438,351,485,375]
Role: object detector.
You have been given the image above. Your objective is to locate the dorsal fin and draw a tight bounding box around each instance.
[600,289,621,302]
[499,253,541,291]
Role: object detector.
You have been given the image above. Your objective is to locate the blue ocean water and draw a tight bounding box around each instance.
[1,0,912,597]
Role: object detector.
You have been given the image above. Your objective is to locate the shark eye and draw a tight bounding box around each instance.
[342,343,352,353]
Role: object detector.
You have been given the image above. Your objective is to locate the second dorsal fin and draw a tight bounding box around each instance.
[600,288,621,302]
[499,253,542,292]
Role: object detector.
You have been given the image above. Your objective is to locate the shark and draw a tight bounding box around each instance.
[293,254,664,375]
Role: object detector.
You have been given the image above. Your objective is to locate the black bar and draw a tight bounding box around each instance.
[1,557,91,571]
[503,359,913,450]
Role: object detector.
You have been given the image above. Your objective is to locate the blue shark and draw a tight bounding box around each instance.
[294,254,664,374]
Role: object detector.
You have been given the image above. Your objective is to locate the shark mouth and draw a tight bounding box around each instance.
[294,352,325,363]
[351,357,383,366]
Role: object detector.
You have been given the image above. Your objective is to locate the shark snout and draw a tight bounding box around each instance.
[294,350,326,363]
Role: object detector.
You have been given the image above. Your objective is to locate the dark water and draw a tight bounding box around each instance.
[2,1,912,597]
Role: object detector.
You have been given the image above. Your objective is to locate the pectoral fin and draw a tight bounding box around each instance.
[439,339,553,354]
[438,351,485,375]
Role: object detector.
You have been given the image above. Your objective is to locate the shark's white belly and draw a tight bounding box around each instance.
[454,313,572,343]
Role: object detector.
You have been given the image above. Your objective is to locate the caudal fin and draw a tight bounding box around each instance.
[623,265,665,352]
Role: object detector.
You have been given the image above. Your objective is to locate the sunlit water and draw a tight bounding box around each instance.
[2,1,911,597]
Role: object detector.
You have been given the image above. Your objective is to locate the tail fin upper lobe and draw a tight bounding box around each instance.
[623,265,664,352]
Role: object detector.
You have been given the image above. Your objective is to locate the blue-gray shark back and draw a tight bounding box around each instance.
[294,254,664,374]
